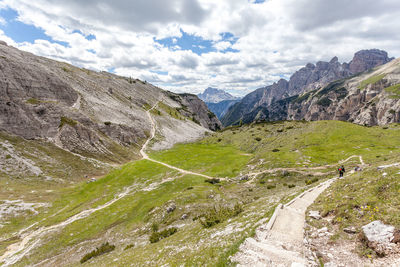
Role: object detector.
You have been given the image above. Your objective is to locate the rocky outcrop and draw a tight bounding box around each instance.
[0,43,220,166]
[222,49,394,126]
[349,49,394,74]
[168,92,222,131]
[197,87,240,103]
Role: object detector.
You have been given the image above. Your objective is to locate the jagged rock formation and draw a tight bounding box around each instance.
[239,58,400,126]
[222,49,394,126]
[197,87,240,104]
[0,42,221,168]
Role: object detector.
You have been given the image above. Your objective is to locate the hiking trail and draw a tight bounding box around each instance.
[232,156,365,266]
[140,102,215,179]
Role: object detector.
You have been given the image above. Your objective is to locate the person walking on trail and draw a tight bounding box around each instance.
[338,165,345,177]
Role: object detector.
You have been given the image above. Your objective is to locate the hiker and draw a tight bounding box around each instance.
[338,165,345,177]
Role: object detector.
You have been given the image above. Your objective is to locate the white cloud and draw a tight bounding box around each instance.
[0,0,399,96]
[213,41,231,51]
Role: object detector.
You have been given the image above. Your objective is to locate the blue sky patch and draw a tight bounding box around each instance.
[155,29,239,55]
[0,8,68,47]
[150,70,168,75]
[72,29,96,41]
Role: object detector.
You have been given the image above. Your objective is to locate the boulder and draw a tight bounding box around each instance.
[362,220,395,244]
[361,220,396,255]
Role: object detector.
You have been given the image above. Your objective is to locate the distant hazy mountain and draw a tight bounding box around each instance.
[222,49,395,126]
[198,87,240,103]
[206,99,241,119]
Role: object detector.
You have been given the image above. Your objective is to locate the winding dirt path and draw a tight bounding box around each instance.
[0,102,217,266]
[232,156,365,266]
[140,102,215,179]
[0,186,136,266]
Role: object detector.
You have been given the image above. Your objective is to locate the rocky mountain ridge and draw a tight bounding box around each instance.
[240,58,400,126]
[0,42,221,179]
[222,49,394,126]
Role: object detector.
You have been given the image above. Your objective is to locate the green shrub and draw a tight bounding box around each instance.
[59,116,77,128]
[288,184,296,188]
[317,97,332,107]
[124,244,134,250]
[277,129,284,133]
[267,184,276,190]
[305,178,319,185]
[151,222,159,232]
[104,121,111,126]
[80,242,115,264]
[26,98,41,105]
[255,137,262,141]
[199,204,243,228]
[5,154,11,159]
[149,227,178,243]
[272,149,280,152]
[205,178,220,184]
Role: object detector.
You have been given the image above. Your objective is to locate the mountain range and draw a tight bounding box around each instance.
[222,49,396,126]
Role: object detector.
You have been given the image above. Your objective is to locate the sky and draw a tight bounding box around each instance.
[0,0,399,96]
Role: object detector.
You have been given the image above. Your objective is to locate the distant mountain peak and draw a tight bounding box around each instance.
[198,87,240,103]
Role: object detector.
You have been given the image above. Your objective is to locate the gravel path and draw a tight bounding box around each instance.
[232,156,365,266]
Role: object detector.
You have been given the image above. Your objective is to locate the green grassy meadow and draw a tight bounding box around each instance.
[1,121,400,266]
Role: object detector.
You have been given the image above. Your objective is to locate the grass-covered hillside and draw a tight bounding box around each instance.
[1,121,399,266]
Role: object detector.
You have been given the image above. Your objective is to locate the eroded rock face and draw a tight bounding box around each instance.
[175,93,222,131]
[0,43,220,165]
[222,49,394,126]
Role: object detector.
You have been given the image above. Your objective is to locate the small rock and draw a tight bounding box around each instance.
[239,175,249,181]
[318,227,328,233]
[309,210,322,220]
[343,226,357,234]
[166,203,176,213]
[392,230,400,243]
[181,213,188,220]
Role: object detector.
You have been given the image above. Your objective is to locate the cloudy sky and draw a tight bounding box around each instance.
[0,0,399,96]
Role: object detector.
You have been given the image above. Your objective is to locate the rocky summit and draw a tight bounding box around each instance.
[222,49,394,126]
